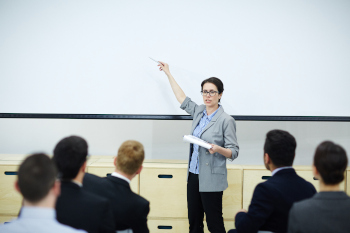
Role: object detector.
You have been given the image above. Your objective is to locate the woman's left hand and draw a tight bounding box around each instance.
[209,144,221,154]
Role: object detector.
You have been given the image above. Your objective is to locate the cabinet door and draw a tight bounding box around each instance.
[242,169,271,210]
[0,165,22,215]
[140,168,188,218]
[223,169,243,219]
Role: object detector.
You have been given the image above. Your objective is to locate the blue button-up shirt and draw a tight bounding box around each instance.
[189,106,221,174]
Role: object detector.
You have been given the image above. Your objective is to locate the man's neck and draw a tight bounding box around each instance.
[73,170,84,185]
[23,195,55,209]
[319,182,340,192]
[114,169,134,181]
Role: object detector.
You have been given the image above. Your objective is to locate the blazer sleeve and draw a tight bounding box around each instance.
[223,117,239,161]
[287,205,299,233]
[131,200,150,233]
[180,96,198,117]
[235,183,275,233]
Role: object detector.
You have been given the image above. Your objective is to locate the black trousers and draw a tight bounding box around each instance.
[187,172,226,233]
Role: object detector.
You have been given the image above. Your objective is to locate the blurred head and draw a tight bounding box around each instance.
[201,77,223,108]
[115,140,145,176]
[263,129,297,170]
[313,141,348,185]
[17,153,58,203]
[53,136,88,180]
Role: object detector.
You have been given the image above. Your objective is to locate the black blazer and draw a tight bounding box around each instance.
[56,181,115,233]
[83,173,150,233]
[232,168,316,233]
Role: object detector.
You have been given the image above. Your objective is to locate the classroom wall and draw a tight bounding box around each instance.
[0,118,349,165]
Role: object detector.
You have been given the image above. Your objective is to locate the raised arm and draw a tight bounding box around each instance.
[158,61,186,104]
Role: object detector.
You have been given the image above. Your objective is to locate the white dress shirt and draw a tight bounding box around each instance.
[271,166,293,176]
[0,207,86,233]
[111,172,131,183]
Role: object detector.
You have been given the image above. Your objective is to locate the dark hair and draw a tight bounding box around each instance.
[314,141,348,185]
[53,135,88,180]
[264,129,297,167]
[18,153,57,203]
[201,77,224,102]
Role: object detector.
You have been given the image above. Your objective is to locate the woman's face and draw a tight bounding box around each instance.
[202,82,222,108]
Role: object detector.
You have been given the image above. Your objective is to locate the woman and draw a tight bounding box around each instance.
[158,62,239,233]
[288,141,350,233]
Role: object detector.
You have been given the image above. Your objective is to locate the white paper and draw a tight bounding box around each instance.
[183,135,212,149]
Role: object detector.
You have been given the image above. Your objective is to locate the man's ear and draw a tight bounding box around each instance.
[312,165,320,179]
[53,180,61,197]
[15,180,21,193]
[135,165,143,175]
[81,161,87,172]
[264,153,270,164]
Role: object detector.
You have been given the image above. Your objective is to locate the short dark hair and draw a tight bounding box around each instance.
[314,141,348,185]
[53,136,88,180]
[201,77,224,102]
[18,153,57,203]
[264,129,297,167]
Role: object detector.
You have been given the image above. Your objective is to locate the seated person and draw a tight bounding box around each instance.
[0,153,86,233]
[83,140,150,233]
[53,136,114,233]
[228,129,317,233]
[288,141,350,233]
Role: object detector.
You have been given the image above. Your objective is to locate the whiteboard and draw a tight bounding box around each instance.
[1,0,349,116]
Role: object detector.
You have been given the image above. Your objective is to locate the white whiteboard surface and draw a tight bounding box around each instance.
[1,0,349,116]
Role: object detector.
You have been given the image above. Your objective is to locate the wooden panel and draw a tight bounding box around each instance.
[140,168,188,218]
[0,165,22,215]
[223,169,243,219]
[242,169,271,210]
[148,219,235,233]
[0,215,17,224]
[295,170,346,192]
[87,167,139,194]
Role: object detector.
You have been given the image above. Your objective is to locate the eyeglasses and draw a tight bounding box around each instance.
[200,91,219,96]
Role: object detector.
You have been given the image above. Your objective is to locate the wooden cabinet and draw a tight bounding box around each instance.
[140,163,188,218]
[0,163,22,216]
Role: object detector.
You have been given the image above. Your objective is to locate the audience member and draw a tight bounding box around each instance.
[0,153,86,233]
[228,129,316,233]
[53,136,114,233]
[288,141,350,233]
[84,140,150,233]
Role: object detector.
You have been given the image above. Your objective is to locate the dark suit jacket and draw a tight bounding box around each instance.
[83,173,150,233]
[288,191,350,233]
[232,168,316,233]
[56,181,115,233]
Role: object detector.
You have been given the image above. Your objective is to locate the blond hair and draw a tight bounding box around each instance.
[115,140,144,175]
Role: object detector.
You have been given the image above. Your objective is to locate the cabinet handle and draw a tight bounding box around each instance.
[158,225,173,229]
[106,173,111,177]
[261,176,271,180]
[158,175,173,178]
[4,172,18,175]
[313,177,318,180]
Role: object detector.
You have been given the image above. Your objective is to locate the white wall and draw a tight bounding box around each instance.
[1,0,350,116]
[1,118,349,165]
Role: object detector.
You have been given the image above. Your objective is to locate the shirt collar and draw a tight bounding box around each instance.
[71,180,83,187]
[271,166,293,176]
[20,206,56,219]
[111,172,131,184]
[203,105,221,121]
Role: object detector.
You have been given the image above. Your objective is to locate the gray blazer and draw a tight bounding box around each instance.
[288,191,350,233]
[180,97,239,192]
